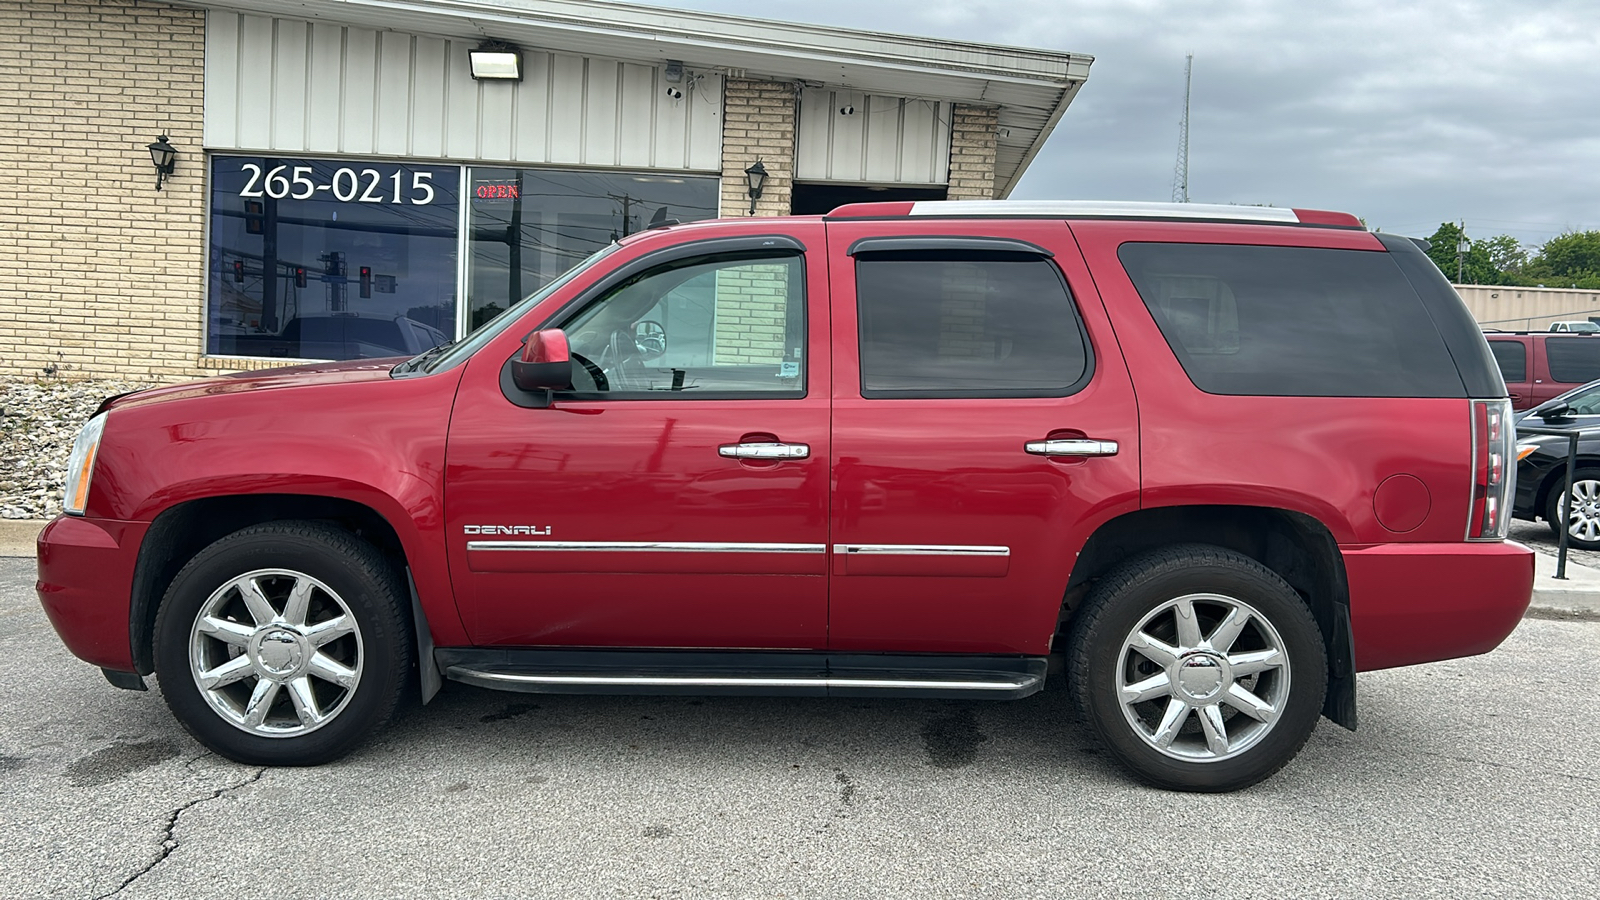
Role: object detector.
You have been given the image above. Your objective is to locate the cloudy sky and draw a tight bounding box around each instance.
[635,0,1597,250]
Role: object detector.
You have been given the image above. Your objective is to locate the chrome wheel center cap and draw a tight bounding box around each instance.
[249,628,308,679]
[1175,653,1229,702]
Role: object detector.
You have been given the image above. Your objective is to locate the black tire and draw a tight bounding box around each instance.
[1544,468,1600,550]
[153,521,411,766]
[1066,544,1326,792]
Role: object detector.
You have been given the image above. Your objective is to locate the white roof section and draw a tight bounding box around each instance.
[187,0,1092,195]
[908,201,1303,223]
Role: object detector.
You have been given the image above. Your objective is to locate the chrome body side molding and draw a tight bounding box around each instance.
[832,544,1010,556]
[467,541,827,553]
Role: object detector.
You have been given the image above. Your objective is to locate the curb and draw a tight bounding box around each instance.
[1529,551,1600,616]
[4,518,1599,617]
[0,519,47,559]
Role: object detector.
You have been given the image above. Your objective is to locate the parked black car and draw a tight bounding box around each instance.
[1514,378,1600,548]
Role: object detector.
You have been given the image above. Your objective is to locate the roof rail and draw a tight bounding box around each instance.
[826,200,1363,229]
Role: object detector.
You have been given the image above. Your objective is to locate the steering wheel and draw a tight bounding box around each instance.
[601,328,646,390]
[570,351,608,392]
[634,320,667,361]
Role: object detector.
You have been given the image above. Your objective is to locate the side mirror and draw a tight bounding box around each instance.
[1539,401,1573,422]
[512,329,573,392]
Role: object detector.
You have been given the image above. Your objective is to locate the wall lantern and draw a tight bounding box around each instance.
[744,160,768,215]
[147,135,177,190]
[469,40,523,80]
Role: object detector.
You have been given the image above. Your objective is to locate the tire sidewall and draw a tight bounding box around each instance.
[1074,550,1327,792]
[1546,469,1600,550]
[154,525,408,766]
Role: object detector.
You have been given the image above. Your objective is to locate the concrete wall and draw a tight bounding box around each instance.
[0,0,207,381]
[1457,284,1600,332]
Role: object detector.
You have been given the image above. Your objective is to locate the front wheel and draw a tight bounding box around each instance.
[1067,545,1326,792]
[153,522,411,765]
[1545,468,1600,550]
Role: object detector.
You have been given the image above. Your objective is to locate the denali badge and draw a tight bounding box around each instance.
[463,525,553,536]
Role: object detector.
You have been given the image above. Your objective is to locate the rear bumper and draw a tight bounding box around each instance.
[1343,540,1533,672]
[36,515,147,672]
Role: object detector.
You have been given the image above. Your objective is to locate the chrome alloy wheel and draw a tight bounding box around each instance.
[1116,593,1289,763]
[1561,479,1600,543]
[188,568,364,738]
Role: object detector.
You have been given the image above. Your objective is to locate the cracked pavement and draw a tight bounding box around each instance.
[3,556,1598,898]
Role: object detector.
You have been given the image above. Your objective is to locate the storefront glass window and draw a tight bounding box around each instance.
[207,156,460,360]
[466,169,719,330]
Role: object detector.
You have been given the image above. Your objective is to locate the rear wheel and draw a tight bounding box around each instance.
[153,521,410,765]
[1545,468,1600,550]
[1067,545,1326,792]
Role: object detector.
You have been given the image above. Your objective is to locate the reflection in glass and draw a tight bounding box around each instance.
[559,254,805,395]
[207,156,459,360]
[466,168,719,330]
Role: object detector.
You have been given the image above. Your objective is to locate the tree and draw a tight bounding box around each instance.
[1424,222,1499,284]
[1477,234,1528,277]
[1526,231,1600,289]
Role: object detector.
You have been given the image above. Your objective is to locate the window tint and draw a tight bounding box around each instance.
[1546,338,1600,384]
[560,253,804,396]
[1487,340,1527,383]
[1118,243,1465,397]
[855,252,1091,397]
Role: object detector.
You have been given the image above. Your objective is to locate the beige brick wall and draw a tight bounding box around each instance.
[948,105,1000,201]
[719,79,797,217]
[712,263,792,365]
[0,0,212,382]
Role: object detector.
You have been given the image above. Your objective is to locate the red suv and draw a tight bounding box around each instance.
[38,201,1532,791]
[1482,331,1600,409]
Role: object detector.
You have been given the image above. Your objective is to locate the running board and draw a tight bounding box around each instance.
[435,649,1047,700]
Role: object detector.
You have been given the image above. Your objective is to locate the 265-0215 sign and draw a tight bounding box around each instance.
[236,161,439,205]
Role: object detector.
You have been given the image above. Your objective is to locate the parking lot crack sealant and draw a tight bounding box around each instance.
[92,765,266,900]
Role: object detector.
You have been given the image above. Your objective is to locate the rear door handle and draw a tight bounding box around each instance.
[1025,438,1119,458]
[719,442,810,460]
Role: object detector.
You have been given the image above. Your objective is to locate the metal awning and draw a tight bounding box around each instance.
[185,0,1092,196]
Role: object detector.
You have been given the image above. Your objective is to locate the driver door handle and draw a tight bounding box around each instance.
[1025,438,1119,457]
[719,442,810,460]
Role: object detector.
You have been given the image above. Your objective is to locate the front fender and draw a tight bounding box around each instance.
[90,367,467,646]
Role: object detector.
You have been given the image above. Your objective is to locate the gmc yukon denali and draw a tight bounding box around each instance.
[39,200,1534,791]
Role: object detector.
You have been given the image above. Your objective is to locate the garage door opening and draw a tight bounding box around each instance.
[790,182,948,216]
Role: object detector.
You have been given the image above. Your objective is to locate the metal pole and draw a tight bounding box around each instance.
[1557,432,1578,579]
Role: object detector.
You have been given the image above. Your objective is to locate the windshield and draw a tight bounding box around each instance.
[413,243,621,375]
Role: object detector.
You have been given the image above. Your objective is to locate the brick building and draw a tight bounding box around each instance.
[0,0,1090,380]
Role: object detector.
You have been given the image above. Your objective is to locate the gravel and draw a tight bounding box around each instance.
[0,377,156,520]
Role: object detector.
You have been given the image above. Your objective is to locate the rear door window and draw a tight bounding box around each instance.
[1545,337,1600,384]
[1487,340,1527,383]
[1118,243,1465,397]
[854,251,1092,397]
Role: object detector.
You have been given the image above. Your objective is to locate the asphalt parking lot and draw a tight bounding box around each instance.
[3,556,1597,900]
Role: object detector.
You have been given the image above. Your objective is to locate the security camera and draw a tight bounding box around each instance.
[839,105,856,116]
[665,87,684,100]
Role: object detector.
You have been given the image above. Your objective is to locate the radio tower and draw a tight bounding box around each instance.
[1171,53,1193,203]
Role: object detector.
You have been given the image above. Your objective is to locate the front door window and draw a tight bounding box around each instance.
[558,253,807,396]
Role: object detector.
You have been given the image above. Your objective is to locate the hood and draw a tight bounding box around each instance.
[100,357,407,414]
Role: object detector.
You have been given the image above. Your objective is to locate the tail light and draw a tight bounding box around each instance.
[1467,399,1515,540]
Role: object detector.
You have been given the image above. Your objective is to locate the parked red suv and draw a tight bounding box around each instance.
[38,201,1532,791]
[1482,331,1600,409]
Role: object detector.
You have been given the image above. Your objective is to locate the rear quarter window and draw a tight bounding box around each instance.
[1118,242,1466,398]
[1545,337,1600,384]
